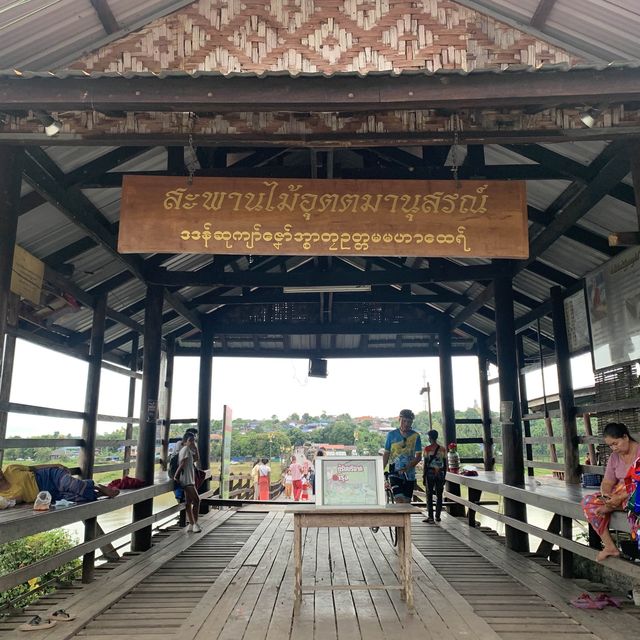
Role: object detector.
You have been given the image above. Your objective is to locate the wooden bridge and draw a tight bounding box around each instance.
[2,505,639,640]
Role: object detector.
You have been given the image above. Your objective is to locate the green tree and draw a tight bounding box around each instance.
[0,530,80,607]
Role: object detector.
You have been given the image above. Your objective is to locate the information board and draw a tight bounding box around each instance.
[564,288,591,354]
[119,176,528,258]
[586,246,640,370]
[315,456,385,506]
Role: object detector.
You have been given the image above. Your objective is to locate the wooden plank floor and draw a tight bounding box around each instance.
[77,512,265,637]
[5,507,639,640]
[431,513,640,640]
[181,508,501,640]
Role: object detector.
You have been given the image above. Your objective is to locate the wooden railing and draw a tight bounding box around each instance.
[0,465,286,599]
[0,480,187,593]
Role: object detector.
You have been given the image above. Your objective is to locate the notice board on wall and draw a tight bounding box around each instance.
[586,246,640,370]
[315,456,385,506]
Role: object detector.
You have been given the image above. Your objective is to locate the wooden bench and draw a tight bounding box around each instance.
[287,504,419,611]
[0,480,195,592]
[445,470,640,580]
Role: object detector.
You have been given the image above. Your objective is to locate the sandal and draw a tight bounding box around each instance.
[570,592,609,610]
[19,615,57,631]
[50,609,76,622]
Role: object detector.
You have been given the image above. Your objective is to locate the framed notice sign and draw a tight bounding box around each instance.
[586,247,640,370]
[315,456,385,507]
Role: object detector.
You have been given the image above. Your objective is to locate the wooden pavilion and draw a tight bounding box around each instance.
[1,1,640,638]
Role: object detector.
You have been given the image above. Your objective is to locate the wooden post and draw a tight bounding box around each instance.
[160,338,175,471]
[494,273,529,552]
[80,294,107,479]
[0,294,18,467]
[631,145,640,232]
[0,147,24,381]
[477,342,494,471]
[551,286,580,485]
[517,335,535,477]
[123,334,139,478]
[198,321,213,513]
[132,284,163,552]
[439,317,463,516]
[80,293,107,583]
[561,515,574,578]
[583,414,597,467]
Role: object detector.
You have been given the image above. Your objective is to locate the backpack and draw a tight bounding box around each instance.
[168,450,180,482]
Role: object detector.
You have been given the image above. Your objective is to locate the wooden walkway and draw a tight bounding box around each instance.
[4,507,640,640]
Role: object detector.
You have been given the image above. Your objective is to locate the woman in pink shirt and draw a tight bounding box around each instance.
[289,456,304,501]
[582,422,639,561]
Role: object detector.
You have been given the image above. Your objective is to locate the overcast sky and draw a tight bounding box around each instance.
[6,339,595,437]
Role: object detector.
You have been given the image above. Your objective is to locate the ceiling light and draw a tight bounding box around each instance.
[283,285,372,294]
[579,108,599,129]
[34,110,62,136]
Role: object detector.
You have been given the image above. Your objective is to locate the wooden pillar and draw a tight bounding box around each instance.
[439,317,463,515]
[517,335,535,477]
[632,147,640,231]
[477,342,494,471]
[0,294,18,467]
[123,335,139,478]
[80,294,107,479]
[80,294,107,583]
[160,338,175,471]
[0,147,24,379]
[198,321,213,513]
[494,274,529,552]
[132,284,163,552]
[551,286,580,485]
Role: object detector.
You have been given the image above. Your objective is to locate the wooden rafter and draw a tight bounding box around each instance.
[90,0,120,35]
[530,0,557,30]
[21,150,201,331]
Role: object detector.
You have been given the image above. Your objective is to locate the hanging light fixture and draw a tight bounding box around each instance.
[33,110,62,136]
[578,108,599,129]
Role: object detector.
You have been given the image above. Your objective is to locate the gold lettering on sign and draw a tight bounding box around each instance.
[178,223,472,253]
[161,180,490,219]
[119,176,528,258]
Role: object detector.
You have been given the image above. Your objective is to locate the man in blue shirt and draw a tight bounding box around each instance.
[383,409,422,503]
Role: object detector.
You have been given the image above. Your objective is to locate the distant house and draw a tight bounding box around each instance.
[311,443,357,456]
[50,447,80,459]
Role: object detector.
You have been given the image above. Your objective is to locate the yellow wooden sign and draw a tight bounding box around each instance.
[10,245,44,304]
[118,176,528,258]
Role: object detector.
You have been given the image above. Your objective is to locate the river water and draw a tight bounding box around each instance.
[64,487,583,559]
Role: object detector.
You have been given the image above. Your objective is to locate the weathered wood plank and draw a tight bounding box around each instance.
[440,513,636,640]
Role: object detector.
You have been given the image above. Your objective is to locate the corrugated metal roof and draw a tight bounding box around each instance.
[456,0,640,62]
[4,0,638,362]
[17,203,87,257]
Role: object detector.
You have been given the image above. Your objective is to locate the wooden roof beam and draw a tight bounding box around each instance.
[90,0,120,35]
[18,146,150,218]
[530,0,557,30]
[3,68,640,112]
[145,263,504,288]
[22,150,202,331]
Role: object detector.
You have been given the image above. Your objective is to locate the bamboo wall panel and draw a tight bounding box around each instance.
[6,105,638,138]
[69,0,578,74]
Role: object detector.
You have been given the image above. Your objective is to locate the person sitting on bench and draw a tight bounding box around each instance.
[582,422,639,561]
[0,463,119,506]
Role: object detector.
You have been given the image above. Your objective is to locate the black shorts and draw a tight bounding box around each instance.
[389,474,415,500]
